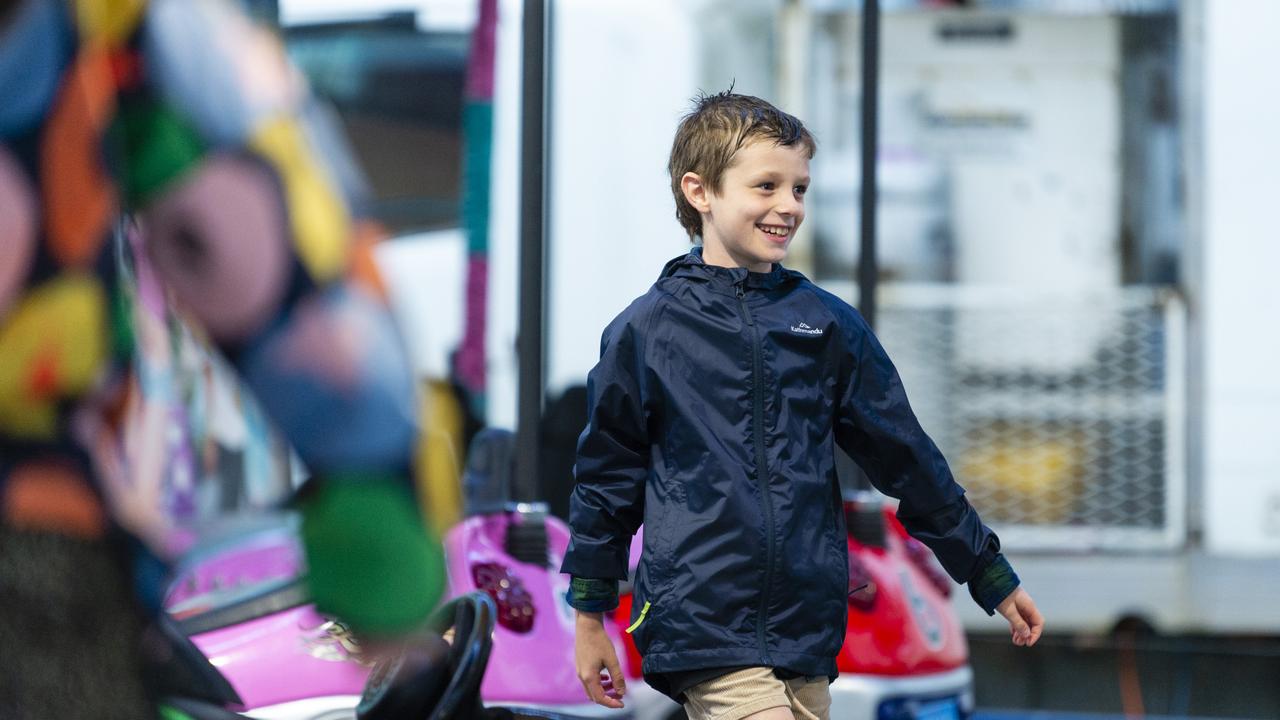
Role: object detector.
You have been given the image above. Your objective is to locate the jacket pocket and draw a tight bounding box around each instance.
[632,509,670,654]
[627,572,662,654]
[822,480,850,655]
[825,474,847,570]
[626,600,652,634]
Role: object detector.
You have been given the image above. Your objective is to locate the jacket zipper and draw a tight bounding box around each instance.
[737,282,775,666]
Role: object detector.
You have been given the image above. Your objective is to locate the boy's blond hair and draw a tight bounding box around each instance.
[668,90,816,240]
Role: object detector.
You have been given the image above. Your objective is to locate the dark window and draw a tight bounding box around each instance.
[286,13,469,234]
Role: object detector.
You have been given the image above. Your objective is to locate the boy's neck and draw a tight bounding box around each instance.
[699,239,772,274]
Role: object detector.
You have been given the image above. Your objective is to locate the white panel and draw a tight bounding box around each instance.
[1202,0,1280,555]
[485,0,525,430]
[279,0,476,30]
[545,0,699,396]
[812,13,1122,372]
[374,230,467,380]
[486,0,698,422]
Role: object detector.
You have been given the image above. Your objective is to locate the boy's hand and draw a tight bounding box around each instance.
[996,586,1044,647]
[575,611,626,708]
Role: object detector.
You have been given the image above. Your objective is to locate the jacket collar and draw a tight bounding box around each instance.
[660,246,798,291]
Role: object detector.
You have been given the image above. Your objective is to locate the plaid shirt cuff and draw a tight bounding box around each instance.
[968,553,1021,616]
[566,576,620,613]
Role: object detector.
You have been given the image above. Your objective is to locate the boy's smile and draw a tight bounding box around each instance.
[685,140,810,273]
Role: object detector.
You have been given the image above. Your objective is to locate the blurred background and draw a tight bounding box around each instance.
[139,0,1280,718]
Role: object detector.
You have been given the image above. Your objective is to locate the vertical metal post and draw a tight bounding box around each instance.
[508,0,551,566]
[858,0,880,329]
[844,0,882,495]
[515,0,546,505]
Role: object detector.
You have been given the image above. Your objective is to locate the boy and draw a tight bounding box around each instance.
[561,91,1043,720]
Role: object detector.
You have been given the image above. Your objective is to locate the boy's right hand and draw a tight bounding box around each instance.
[575,611,626,709]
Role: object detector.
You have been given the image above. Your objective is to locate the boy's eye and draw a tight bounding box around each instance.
[758,182,775,191]
[795,185,808,195]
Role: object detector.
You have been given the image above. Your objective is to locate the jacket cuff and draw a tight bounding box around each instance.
[967,553,1020,616]
[566,576,620,613]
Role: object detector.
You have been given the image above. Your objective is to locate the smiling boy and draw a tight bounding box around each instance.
[561,91,1043,720]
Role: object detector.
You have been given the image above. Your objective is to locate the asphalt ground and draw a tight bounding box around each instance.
[975,711,1246,720]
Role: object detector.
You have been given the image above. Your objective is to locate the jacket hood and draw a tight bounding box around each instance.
[660,246,802,290]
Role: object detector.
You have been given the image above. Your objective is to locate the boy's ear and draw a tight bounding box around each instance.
[681,172,711,214]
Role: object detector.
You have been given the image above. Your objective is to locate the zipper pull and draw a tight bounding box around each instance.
[736,284,745,299]
[626,601,651,634]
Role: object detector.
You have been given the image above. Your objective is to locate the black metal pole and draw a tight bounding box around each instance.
[846,0,882,495]
[858,0,880,329]
[508,0,550,566]
[515,0,546,505]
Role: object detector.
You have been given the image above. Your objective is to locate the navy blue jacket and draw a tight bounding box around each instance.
[561,249,1009,678]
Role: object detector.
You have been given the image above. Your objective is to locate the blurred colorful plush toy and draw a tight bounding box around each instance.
[0,1,443,716]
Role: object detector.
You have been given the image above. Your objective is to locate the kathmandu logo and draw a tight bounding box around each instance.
[790,322,823,336]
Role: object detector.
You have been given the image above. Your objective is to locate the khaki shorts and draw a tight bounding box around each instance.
[682,667,832,720]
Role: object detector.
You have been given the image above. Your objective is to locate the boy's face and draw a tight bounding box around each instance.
[688,139,810,273]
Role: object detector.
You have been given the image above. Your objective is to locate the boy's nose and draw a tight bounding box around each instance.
[776,198,803,217]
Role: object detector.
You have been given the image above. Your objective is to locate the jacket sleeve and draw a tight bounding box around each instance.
[559,315,651,583]
[833,308,1018,613]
